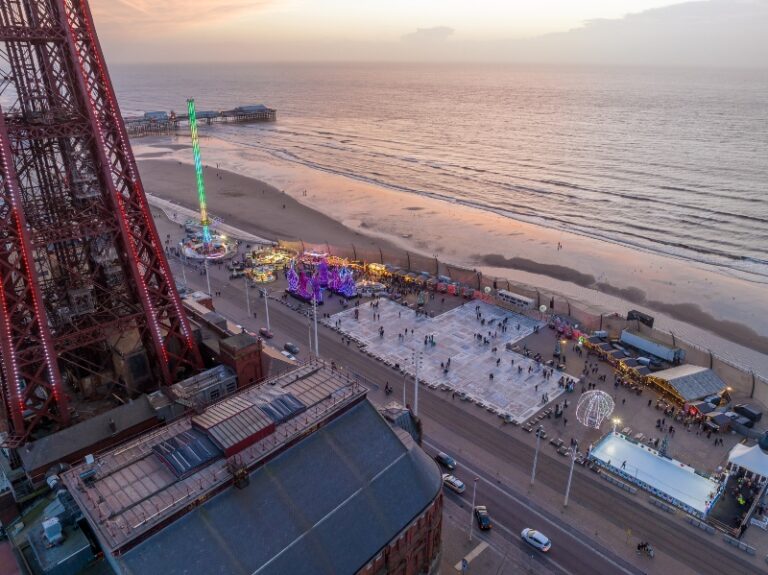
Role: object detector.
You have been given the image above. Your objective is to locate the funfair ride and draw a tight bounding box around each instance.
[181,98,234,260]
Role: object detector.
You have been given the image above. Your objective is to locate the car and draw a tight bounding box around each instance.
[474,506,492,530]
[434,452,457,470]
[280,350,297,361]
[441,473,465,494]
[284,342,300,355]
[521,528,551,552]
[259,327,274,339]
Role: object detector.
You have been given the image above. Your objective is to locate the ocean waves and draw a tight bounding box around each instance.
[117,63,768,283]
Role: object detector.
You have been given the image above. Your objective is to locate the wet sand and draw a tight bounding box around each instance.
[135,140,768,369]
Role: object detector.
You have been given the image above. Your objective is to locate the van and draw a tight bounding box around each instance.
[592,330,608,339]
[734,404,762,423]
[636,357,651,366]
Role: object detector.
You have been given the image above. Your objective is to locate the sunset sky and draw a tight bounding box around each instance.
[95,0,766,67]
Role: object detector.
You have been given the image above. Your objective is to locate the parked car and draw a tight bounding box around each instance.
[284,342,300,355]
[259,327,274,339]
[703,394,722,407]
[280,350,297,362]
[734,404,762,423]
[441,474,466,494]
[725,412,754,428]
[474,506,492,530]
[434,452,457,470]
[521,528,551,552]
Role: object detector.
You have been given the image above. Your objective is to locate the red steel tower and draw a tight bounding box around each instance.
[0,1,202,444]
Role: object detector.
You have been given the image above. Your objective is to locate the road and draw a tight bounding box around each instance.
[168,254,762,575]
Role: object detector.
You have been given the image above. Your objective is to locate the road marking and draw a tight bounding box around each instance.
[454,541,488,571]
[425,439,639,575]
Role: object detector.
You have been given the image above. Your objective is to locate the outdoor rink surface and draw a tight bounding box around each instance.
[591,432,720,515]
[326,299,565,422]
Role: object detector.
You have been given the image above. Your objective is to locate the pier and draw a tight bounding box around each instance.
[124,104,276,137]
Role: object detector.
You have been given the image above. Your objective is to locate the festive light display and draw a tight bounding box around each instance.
[328,266,357,298]
[316,258,329,287]
[575,390,615,429]
[287,261,323,303]
[287,261,299,293]
[337,267,357,298]
[187,98,212,248]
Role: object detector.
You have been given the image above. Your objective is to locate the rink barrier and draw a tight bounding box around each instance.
[601,473,637,494]
[649,497,676,514]
[722,535,756,555]
[686,516,715,534]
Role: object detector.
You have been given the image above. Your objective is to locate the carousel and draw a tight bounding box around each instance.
[179,230,236,261]
[246,265,277,284]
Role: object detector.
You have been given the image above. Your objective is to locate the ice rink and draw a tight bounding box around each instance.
[326,299,565,422]
[591,433,720,515]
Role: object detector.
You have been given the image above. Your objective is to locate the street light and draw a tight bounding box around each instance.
[469,477,479,541]
[310,295,319,356]
[204,256,211,296]
[244,275,251,317]
[612,417,621,433]
[261,288,271,331]
[564,445,577,507]
[530,426,544,486]
[412,351,423,416]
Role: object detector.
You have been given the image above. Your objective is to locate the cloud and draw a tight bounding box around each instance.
[401,26,455,43]
[92,0,272,28]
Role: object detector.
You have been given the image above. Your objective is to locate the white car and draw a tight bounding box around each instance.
[441,473,466,494]
[521,528,551,552]
[280,350,297,361]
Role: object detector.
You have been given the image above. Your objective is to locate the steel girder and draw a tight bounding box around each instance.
[0,0,202,442]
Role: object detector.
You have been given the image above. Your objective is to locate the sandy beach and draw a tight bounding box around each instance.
[135,137,768,372]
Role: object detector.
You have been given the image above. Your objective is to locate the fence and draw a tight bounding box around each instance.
[277,239,768,402]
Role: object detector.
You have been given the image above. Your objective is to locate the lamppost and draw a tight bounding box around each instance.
[261,288,271,330]
[312,295,319,356]
[412,351,423,416]
[564,444,577,507]
[530,426,544,486]
[612,417,621,433]
[244,275,251,317]
[469,477,479,541]
[204,256,211,296]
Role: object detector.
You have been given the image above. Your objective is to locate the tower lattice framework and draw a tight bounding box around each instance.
[0,0,202,443]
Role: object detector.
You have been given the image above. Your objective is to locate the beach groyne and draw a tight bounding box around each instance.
[277,238,768,406]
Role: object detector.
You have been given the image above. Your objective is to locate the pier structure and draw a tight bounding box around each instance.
[124,104,276,137]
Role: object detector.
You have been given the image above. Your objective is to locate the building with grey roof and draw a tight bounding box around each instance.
[61,360,443,575]
[648,365,727,403]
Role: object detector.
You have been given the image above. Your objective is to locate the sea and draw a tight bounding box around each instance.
[112,62,768,282]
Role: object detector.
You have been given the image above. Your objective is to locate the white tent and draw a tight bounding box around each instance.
[728,443,768,478]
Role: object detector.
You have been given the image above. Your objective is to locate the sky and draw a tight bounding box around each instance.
[94,0,768,67]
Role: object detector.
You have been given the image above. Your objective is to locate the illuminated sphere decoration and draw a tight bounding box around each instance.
[575,390,615,429]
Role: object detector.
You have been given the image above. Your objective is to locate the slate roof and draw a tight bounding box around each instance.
[117,400,441,575]
[19,396,156,472]
[652,365,726,402]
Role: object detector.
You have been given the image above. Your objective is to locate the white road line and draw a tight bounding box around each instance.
[454,541,489,571]
[443,496,569,575]
[425,439,638,575]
